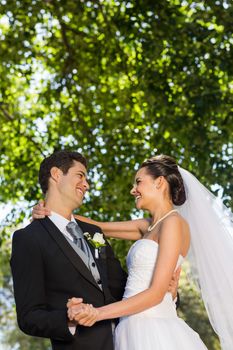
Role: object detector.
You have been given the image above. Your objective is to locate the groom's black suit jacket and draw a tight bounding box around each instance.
[10,217,127,350]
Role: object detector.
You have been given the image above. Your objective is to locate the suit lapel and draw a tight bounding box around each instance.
[39,218,101,291]
[77,220,115,303]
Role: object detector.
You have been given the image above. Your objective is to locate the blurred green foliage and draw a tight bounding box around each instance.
[1,0,232,348]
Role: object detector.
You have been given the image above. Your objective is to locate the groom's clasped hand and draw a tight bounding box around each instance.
[67,298,98,327]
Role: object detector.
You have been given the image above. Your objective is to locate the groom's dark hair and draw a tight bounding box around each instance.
[39,150,87,194]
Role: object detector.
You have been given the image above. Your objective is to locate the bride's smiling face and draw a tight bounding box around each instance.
[130,167,160,211]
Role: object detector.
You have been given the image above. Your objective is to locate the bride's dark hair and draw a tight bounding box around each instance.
[140,155,186,206]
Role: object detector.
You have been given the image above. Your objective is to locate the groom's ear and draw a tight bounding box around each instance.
[50,167,63,183]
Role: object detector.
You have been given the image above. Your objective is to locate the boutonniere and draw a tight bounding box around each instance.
[83,232,106,259]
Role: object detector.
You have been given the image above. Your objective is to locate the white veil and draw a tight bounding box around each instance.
[177,167,233,350]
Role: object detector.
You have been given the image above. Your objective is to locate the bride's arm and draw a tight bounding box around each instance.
[76,215,150,240]
[31,201,150,241]
[69,216,183,323]
[97,217,182,320]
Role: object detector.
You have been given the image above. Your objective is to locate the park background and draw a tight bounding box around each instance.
[0,0,232,349]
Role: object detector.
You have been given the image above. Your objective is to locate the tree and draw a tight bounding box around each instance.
[1,0,232,348]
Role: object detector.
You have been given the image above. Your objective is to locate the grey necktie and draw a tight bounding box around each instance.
[66,222,89,257]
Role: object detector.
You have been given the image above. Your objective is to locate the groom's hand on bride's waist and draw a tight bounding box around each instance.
[168,267,181,301]
[67,297,98,327]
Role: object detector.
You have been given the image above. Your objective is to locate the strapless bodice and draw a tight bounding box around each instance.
[123,239,184,318]
[115,240,208,350]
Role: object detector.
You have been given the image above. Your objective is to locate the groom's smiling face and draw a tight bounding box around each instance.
[55,160,89,210]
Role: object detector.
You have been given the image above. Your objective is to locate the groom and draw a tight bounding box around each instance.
[10,150,127,350]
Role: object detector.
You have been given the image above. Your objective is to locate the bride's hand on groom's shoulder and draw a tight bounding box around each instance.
[32,200,51,219]
[67,298,99,327]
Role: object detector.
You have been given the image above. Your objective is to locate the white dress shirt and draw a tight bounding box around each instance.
[49,211,77,241]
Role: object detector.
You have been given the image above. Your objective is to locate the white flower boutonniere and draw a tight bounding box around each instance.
[83,232,106,258]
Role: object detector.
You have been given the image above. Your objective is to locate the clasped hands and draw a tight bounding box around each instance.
[67,266,181,328]
[67,298,99,327]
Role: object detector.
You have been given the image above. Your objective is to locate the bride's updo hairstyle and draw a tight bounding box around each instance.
[140,155,186,206]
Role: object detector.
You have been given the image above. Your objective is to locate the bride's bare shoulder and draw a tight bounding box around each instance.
[177,214,190,255]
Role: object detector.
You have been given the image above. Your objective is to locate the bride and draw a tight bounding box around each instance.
[35,155,233,349]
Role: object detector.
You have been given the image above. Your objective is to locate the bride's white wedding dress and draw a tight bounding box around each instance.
[115,239,208,350]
